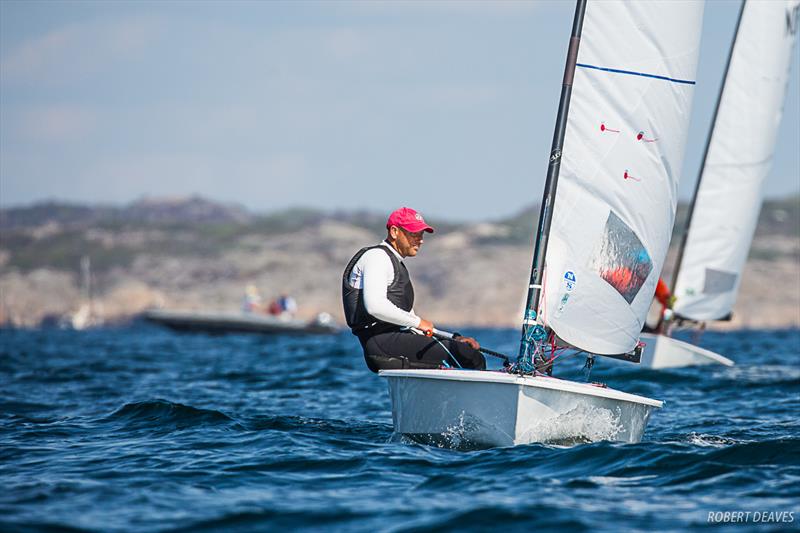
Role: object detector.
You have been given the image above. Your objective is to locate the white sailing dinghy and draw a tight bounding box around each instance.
[380,0,704,447]
[641,0,800,369]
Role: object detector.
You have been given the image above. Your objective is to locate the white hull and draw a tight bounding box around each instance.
[638,333,734,369]
[380,369,662,448]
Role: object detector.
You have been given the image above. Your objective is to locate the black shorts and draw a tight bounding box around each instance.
[358,329,486,373]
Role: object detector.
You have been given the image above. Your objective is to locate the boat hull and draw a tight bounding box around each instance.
[638,333,733,369]
[143,309,338,335]
[381,369,661,448]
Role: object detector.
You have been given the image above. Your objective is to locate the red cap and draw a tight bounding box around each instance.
[386,207,434,233]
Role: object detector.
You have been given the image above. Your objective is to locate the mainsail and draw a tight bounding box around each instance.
[524,1,705,357]
[672,0,800,322]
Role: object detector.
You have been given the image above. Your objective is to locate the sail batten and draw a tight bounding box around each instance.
[672,0,800,322]
[535,0,704,355]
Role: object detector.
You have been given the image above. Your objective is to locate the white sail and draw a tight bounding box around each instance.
[541,0,704,355]
[672,0,800,321]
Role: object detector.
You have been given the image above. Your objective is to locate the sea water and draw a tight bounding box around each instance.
[1,326,798,532]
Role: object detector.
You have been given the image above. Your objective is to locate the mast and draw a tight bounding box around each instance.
[81,256,92,303]
[519,0,587,359]
[81,255,94,320]
[669,0,746,297]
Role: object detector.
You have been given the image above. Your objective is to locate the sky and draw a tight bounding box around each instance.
[1,0,798,221]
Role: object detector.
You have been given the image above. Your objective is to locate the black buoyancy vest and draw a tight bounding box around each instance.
[342,244,414,336]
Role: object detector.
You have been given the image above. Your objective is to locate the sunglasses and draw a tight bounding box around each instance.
[399,228,425,240]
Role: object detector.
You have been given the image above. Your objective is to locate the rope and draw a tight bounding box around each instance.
[533,348,586,374]
[478,346,511,364]
[433,336,462,369]
[430,328,512,365]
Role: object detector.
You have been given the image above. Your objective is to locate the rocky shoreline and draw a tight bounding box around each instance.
[1,198,798,330]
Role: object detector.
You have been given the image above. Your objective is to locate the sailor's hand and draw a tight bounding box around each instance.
[457,336,480,350]
[418,319,434,336]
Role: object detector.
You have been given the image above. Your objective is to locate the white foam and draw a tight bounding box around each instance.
[518,402,624,445]
[685,432,741,448]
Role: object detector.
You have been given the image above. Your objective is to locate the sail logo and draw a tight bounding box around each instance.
[563,270,576,292]
[556,271,575,318]
[787,3,799,36]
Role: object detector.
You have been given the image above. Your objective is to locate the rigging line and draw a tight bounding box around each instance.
[478,346,511,363]
[535,349,587,373]
[576,63,696,85]
[430,328,511,363]
[433,337,463,369]
[416,327,463,368]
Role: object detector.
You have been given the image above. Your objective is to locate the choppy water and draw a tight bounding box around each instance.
[1,326,798,532]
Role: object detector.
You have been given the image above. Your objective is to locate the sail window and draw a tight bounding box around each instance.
[702,268,737,294]
[590,211,653,304]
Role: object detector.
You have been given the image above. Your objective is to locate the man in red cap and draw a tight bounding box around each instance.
[342,207,485,372]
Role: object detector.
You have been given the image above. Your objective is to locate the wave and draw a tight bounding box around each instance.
[162,508,371,533]
[244,413,391,443]
[698,438,800,467]
[103,399,238,432]
[683,432,742,448]
[386,505,590,532]
[3,327,798,532]
[0,520,94,533]
[517,438,800,489]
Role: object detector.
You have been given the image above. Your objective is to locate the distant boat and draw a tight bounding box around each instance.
[143,309,339,335]
[637,332,733,368]
[641,0,799,369]
[67,256,104,330]
[381,0,704,447]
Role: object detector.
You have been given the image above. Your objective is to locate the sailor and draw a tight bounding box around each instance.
[242,285,264,313]
[342,207,486,373]
[654,278,673,310]
[643,277,675,333]
[278,293,298,318]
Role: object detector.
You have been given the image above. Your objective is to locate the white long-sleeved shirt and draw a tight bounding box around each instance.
[345,241,421,328]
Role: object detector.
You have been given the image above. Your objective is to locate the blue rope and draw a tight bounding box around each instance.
[434,337,462,369]
[516,325,547,374]
[401,326,463,369]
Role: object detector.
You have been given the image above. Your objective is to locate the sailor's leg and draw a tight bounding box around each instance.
[362,330,485,371]
[443,338,486,370]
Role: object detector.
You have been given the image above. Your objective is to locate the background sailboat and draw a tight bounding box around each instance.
[640,0,800,369]
[68,256,104,330]
[380,0,704,447]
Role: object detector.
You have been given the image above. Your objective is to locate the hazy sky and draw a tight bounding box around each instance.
[1,0,798,220]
